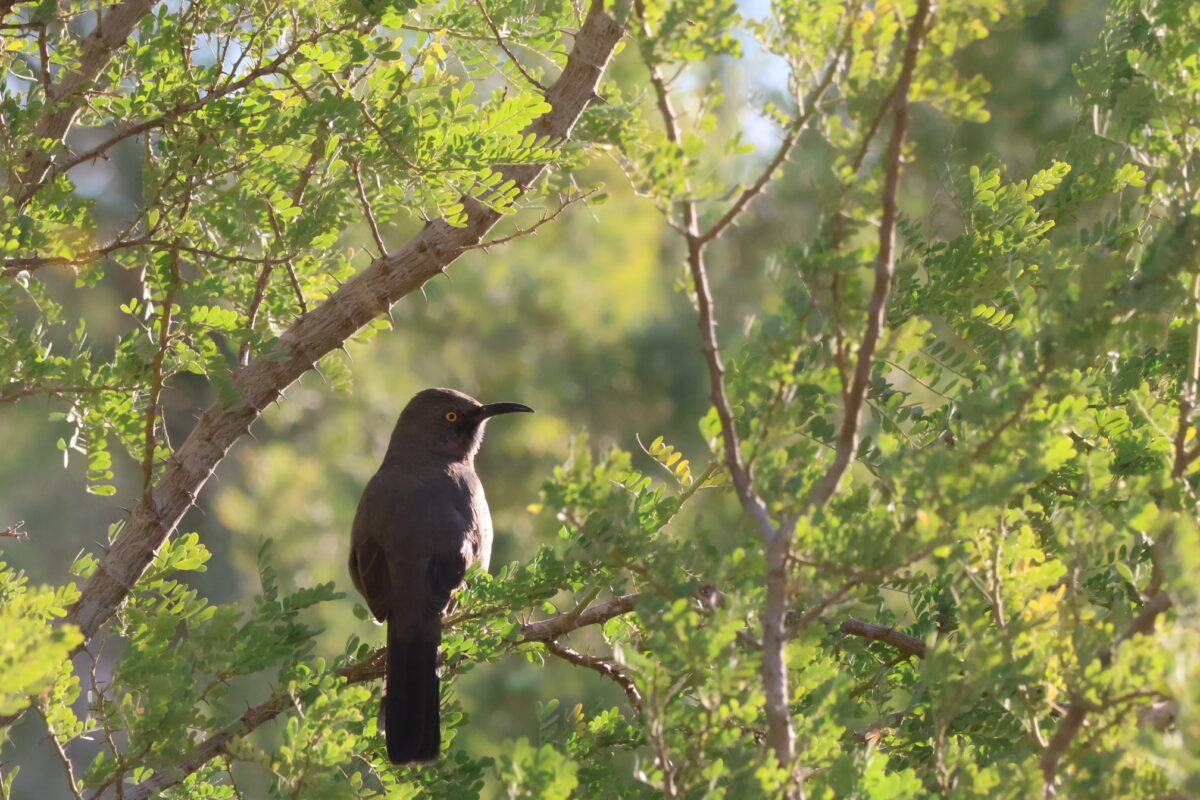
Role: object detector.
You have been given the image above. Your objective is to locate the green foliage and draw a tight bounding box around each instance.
[0,563,80,717]
[3,0,1199,798]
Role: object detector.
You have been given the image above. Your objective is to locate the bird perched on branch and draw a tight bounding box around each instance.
[349,387,533,764]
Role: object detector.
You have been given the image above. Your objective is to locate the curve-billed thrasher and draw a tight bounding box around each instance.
[349,387,533,764]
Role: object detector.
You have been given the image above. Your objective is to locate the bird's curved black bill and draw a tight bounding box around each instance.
[477,402,534,419]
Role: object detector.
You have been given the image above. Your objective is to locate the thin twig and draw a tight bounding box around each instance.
[785,575,864,637]
[350,161,388,257]
[0,520,27,538]
[449,190,595,253]
[806,0,933,509]
[141,251,181,500]
[4,239,295,278]
[544,639,643,712]
[698,19,854,245]
[0,383,138,404]
[474,0,546,91]
[38,707,84,800]
[239,262,275,366]
[282,260,308,314]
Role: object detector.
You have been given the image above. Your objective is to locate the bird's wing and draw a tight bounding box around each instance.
[351,468,483,629]
[349,478,393,622]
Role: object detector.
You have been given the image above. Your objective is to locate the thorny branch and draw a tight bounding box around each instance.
[34,0,624,707]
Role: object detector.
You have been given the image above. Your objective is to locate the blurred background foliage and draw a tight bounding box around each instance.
[1,0,1168,795]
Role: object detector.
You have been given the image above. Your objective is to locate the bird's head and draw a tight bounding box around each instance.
[390,387,533,462]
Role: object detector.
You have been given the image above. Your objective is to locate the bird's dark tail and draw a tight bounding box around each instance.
[385,621,441,764]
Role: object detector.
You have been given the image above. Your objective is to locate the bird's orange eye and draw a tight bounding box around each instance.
[444,411,458,422]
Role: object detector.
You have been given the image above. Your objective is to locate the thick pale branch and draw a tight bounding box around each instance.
[806,0,932,509]
[54,5,624,666]
[117,594,639,800]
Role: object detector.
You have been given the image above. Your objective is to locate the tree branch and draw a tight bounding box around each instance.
[544,639,644,713]
[631,1,865,776]
[116,594,639,800]
[806,0,933,509]
[838,618,927,658]
[1171,272,1200,480]
[1039,696,1087,795]
[39,2,623,682]
[473,0,547,92]
[14,0,158,206]
[449,190,596,253]
[141,252,180,499]
[698,20,854,246]
[3,238,296,278]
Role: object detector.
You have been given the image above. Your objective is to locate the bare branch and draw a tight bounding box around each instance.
[0,520,27,539]
[48,2,624,675]
[839,618,927,659]
[807,0,933,509]
[37,707,84,800]
[544,639,643,713]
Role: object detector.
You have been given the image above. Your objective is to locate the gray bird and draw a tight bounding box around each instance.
[349,387,533,764]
